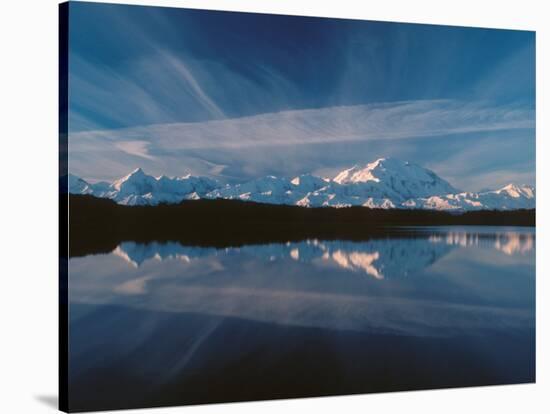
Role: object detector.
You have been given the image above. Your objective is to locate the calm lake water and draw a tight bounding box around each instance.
[68,226,535,411]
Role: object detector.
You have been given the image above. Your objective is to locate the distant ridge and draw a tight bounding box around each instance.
[67,158,535,211]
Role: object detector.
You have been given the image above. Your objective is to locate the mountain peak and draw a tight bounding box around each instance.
[332,158,457,199]
[118,167,147,180]
[333,158,416,184]
[67,173,93,195]
[131,167,146,176]
[496,183,535,199]
[112,168,156,194]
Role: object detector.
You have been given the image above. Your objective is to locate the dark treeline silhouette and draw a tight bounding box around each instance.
[67,194,535,257]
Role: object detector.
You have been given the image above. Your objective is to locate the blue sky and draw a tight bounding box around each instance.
[68,2,535,191]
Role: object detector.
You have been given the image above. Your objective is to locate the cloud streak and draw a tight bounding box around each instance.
[68,99,535,189]
[72,99,533,150]
[159,51,226,119]
[114,140,156,160]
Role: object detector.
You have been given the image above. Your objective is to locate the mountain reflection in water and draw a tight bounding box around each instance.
[69,226,535,336]
[68,226,535,411]
[110,227,534,279]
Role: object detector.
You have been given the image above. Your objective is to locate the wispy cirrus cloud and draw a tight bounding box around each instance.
[69,99,534,187]
[72,99,533,149]
[114,140,156,161]
[425,131,535,191]
[158,51,226,119]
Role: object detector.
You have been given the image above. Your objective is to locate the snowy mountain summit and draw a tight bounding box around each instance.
[333,158,457,197]
[68,158,535,211]
[335,158,445,186]
[70,168,219,206]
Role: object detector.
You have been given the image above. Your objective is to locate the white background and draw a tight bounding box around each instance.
[0,0,548,413]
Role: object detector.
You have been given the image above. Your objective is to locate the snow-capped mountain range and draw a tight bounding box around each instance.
[68,157,535,211]
[69,167,219,206]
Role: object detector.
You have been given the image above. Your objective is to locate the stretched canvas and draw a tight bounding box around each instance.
[59,1,536,412]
